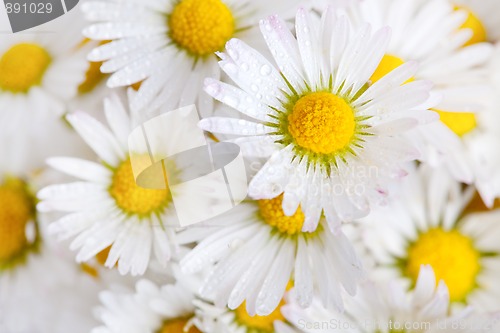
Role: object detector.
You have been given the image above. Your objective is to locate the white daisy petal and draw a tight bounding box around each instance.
[67,112,125,165]
[255,240,294,315]
[198,117,271,136]
[259,15,306,91]
[46,157,112,184]
[204,78,272,122]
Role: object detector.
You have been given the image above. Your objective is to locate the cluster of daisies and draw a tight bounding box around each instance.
[2,0,500,332]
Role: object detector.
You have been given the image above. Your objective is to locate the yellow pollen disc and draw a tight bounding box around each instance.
[435,109,477,136]
[235,300,286,332]
[96,246,112,266]
[258,194,305,235]
[159,318,201,333]
[109,159,170,216]
[78,61,106,94]
[457,6,487,46]
[168,0,235,57]
[464,192,500,214]
[81,246,114,278]
[0,179,34,262]
[370,54,411,84]
[77,40,109,94]
[0,43,51,93]
[405,228,481,302]
[288,92,355,155]
[80,263,99,278]
[130,80,143,91]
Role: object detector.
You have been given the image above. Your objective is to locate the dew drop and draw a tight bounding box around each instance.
[205,82,222,96]
[260,65,272,76]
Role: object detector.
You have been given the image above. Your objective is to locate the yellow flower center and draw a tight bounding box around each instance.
[235,300,286,333]
[95,246,111,266]
[130,81,143,91]
[0,43,51,93]
[464,192,500,214]
[159,318,201,333]
[405,228,481,302]
[80,246,113,278]
[78,61,106,94]
[77,39,108,94]
[258,195,305,236]
[80,263,99,278]
[457,6,487,46]
[109,159,170,216]
[0,179,35,264]
[435,110,477,136]
[370,54,408,84]
[288,92,355,155]
[168,0,235,57]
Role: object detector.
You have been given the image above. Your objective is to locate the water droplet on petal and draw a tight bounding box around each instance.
[205,82,221,96]
[260,65,272,76]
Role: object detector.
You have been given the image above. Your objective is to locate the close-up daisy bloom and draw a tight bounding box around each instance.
[92,271,203,333]
[0,13,96,170]
[180,194,364,316]
[194,289,292,333]
[0,175,40,274]
[455,0,500,43]
[281,265,477,333]
[0,22,88,129]
[200,7,437,231]
[345,0,500,205]
[37,94,178,276]
[358,166,500,312]
[81,0,301,116]
[0,172,100,333]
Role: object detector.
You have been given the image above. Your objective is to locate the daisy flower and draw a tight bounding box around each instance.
[0,173,99,333]
[199,7,437,231]
[195,288,291,333]
[38,94,177,276]
[281,265,471,333]
[0,176,40,274]
[81,0,301,116]
[92,271,204,333]
[347,0,499,205]
[358,165,500,312]
[0,15,93,171]
[179,195,364,316]
[0,21,88,131]
[454,0,500,43]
